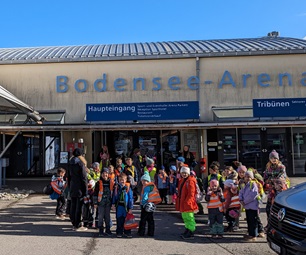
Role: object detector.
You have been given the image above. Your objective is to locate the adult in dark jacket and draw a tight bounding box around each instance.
[68,148,88,231]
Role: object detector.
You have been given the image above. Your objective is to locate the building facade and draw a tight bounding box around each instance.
[0,35,306,177]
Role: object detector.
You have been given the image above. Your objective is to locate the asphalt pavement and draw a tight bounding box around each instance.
[0,177,305,255]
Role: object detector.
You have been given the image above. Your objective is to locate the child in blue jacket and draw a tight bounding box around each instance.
[111,172,134,238]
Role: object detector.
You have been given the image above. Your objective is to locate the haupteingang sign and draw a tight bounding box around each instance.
[253,98,306,117]
[86,101,199,121]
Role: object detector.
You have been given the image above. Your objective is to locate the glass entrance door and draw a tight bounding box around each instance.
[240,129,262,171]
[292,127,306,175]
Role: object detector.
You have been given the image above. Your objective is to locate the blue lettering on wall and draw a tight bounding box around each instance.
[257,73,270,87]
[168,76,181,90]
[74,79,88,92]
[94,74,107,92]
[56,71,306,92]
[219,70,236,88]
[152,77,161,91]
[301,72,306,86]
[278,73,292,86]
[56,76,68,92]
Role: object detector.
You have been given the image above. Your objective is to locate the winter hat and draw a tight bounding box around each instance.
[190,170,196,176]
[237,165,247,173]
[269,150,279,160]
[180,166,190,175]
[224,179,234,187]
[102,167,109,173]
[146,157,154,166]
[169,165,177,172]
[209,179,219,188]
[73,148,83,157]
[92,162,100,168]
[245,170,254,179]
[141,172,151,182]
[177,156,185,163]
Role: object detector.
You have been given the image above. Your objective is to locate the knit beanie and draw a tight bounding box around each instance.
[177,156,185,163]
[146,157,154,166]
[169,165,177,172]
[102,167,109,173]
[224,179,234,187]
[237,165,247,173]
[141,172,151,182]
[269,150,279,160]
[245,170,254,179]
[180,166,190,175]
[209,179,219,188]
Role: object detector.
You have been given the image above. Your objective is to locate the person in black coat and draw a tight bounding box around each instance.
[68,148,88,231]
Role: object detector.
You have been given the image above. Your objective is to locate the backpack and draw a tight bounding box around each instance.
[185,177,203,203]
[43,184,54,195]
[195,182,204,203]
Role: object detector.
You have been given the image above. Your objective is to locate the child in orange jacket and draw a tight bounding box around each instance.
[175,166,198,240]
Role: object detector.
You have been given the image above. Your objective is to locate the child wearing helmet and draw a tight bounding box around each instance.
[138,172,160,237]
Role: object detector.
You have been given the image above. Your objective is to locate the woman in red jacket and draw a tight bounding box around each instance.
[175,166,198,239]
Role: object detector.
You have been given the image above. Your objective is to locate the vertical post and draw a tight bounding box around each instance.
[0,159,2,189]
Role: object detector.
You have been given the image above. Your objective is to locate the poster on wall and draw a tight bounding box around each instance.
[60,152,69,164]
[86,101,199,121]
[184,133,198,153]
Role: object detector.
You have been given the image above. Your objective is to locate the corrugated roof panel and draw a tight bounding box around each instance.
[174,41,191,54]
[0,37,305,63]
[135,43,145,55]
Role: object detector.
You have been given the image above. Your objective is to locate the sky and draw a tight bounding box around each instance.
[1,0,306,48]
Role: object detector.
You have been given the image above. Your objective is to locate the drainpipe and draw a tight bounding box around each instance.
[196,57,204,158]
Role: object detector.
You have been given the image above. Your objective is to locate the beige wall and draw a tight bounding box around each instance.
[0,58,197,123]
[199,54,306,120]
[0,54,305,123]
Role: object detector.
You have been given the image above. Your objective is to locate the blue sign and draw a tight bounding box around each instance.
[253,98,306,117]
[86,101,199,121]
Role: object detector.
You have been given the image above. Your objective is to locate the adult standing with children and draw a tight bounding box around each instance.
[68,148,88,231]
[175,166,198,240]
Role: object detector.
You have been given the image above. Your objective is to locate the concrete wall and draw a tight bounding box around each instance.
[0,54,305,123]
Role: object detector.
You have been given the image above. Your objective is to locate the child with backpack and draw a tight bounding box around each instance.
[138,172,161,237]
[168,165,177,205]
[111,172,134,238]
[223,179,240,232]
[50,167,67,219]
[239,170,260,241]
[205,179,225,239]
[93,168,114,237]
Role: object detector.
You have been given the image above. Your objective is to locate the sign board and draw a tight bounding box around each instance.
[253,98,306,117]
[207,142,218,146]
[60,152,69,164]
[86,101,199,121]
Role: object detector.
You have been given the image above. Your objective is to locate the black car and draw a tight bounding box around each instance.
[267,182,306,255]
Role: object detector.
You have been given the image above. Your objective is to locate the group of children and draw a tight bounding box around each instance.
[203,149,289,241]
[49,148,289,241]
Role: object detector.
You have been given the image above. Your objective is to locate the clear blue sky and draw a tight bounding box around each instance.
[1,0,306,48]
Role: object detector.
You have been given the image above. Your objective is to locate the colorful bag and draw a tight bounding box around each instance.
[49,191,60,200]
[124,213,138,230]
[43,184,54,195]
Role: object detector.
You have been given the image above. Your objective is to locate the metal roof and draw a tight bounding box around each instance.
[0,36,305,64]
